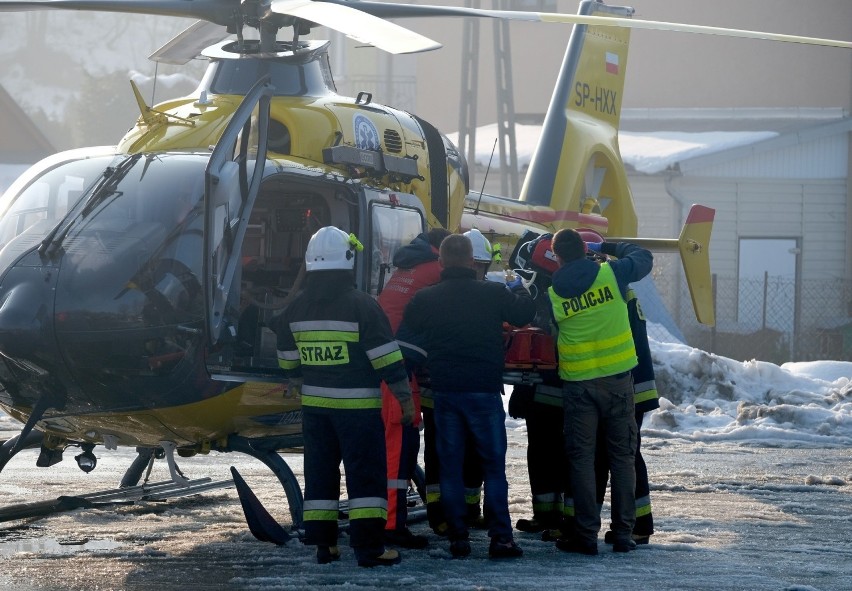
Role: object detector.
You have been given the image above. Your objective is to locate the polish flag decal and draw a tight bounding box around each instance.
[605,52,619,75]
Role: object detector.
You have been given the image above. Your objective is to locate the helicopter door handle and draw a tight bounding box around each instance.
[176,325,202,335]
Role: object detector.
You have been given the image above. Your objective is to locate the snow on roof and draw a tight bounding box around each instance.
[447,123,778,175]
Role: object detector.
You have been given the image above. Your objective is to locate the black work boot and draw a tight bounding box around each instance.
[489,536,523,559]
[357,548,402,567]
[384,527,429,549]
[316,545,340,564]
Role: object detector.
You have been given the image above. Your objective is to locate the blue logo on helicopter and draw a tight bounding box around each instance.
[353,114,380,151]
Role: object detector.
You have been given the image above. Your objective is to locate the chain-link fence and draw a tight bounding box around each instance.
[651,254,852,364]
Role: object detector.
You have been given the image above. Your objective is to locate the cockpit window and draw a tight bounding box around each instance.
[0,154,208,270]
[61,155,207,250]
[0,155,115,250]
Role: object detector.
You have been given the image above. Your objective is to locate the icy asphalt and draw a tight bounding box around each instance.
[0,427,850,591]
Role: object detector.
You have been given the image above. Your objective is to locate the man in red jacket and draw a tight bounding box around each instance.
[377,228,450,549]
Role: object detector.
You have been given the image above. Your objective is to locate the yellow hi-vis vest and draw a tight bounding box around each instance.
[548,263,637,381]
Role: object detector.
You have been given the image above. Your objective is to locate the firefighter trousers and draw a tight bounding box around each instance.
[302,406,387,557]
[526,396,568,528]
[381,379,422,531]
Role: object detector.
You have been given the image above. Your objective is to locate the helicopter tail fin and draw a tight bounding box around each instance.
[678,205,716,327]
[520,0,636,237]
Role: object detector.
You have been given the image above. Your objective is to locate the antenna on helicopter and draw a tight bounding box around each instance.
[473,138,498,216]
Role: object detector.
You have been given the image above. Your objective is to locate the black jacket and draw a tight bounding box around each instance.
[401,266,536,393]
[275,271,408,396]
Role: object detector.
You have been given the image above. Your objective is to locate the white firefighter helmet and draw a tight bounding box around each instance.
[464,228,500,264]
[304,226,364,271]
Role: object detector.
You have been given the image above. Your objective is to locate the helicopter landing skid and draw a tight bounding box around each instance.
[0,477,233,524]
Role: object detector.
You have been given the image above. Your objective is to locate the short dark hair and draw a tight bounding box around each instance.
[551,228,586,263]
[427,227,452,249]
[439,233,473,268]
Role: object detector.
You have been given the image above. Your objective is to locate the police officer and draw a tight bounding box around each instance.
[275,226,415,567]
[547,228,652,555]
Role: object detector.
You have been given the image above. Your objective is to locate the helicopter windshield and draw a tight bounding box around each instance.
[0,152,118,268]
[0,153,208,273]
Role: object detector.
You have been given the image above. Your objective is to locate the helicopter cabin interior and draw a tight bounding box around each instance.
[212,174,427,377]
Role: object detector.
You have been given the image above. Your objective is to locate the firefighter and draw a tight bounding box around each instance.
[598,287,659,545]
[401,233,535,559]
[511,373,569,540]
[507,261,568,539]
[376,228,450,549]
[547,228,652,555]
[275,226,415,567]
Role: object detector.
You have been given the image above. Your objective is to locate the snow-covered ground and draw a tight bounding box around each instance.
[0,339,850,591]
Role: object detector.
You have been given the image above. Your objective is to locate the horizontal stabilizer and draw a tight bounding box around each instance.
[608,204,716,326]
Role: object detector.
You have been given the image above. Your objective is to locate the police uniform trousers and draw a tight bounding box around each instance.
[303,406,388,556]
[382,378,422,531]
[595,411,653,536]
[563,373,637,545]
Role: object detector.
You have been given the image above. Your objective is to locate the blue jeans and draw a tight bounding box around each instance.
[433,391,512,541]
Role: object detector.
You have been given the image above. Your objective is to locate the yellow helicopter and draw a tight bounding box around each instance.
[0,0,848,538]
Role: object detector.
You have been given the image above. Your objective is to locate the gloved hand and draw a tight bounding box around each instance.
[400,397,416,427]
[388,378,416,426]
[508,385,534,419]
[286,376,303,398]
[586,241,602,253]
[506,276,529,294]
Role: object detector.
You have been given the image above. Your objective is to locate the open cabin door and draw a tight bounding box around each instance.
[204,77,273,347]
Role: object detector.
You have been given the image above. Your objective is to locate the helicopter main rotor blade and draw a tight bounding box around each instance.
[149,20,230,64]
[270,0,441,54]
[0,0,848,50]
[0,0,239,26]
[321,0,852,49]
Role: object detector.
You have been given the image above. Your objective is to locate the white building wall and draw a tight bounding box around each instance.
[660,174,848,331]
[681,134,850,179]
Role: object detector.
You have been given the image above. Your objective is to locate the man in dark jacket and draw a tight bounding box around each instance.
[402,233,535,559]
[547,229,652,556]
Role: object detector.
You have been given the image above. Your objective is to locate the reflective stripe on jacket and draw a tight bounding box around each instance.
[276,281,407,410]
[627,288,660,413]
